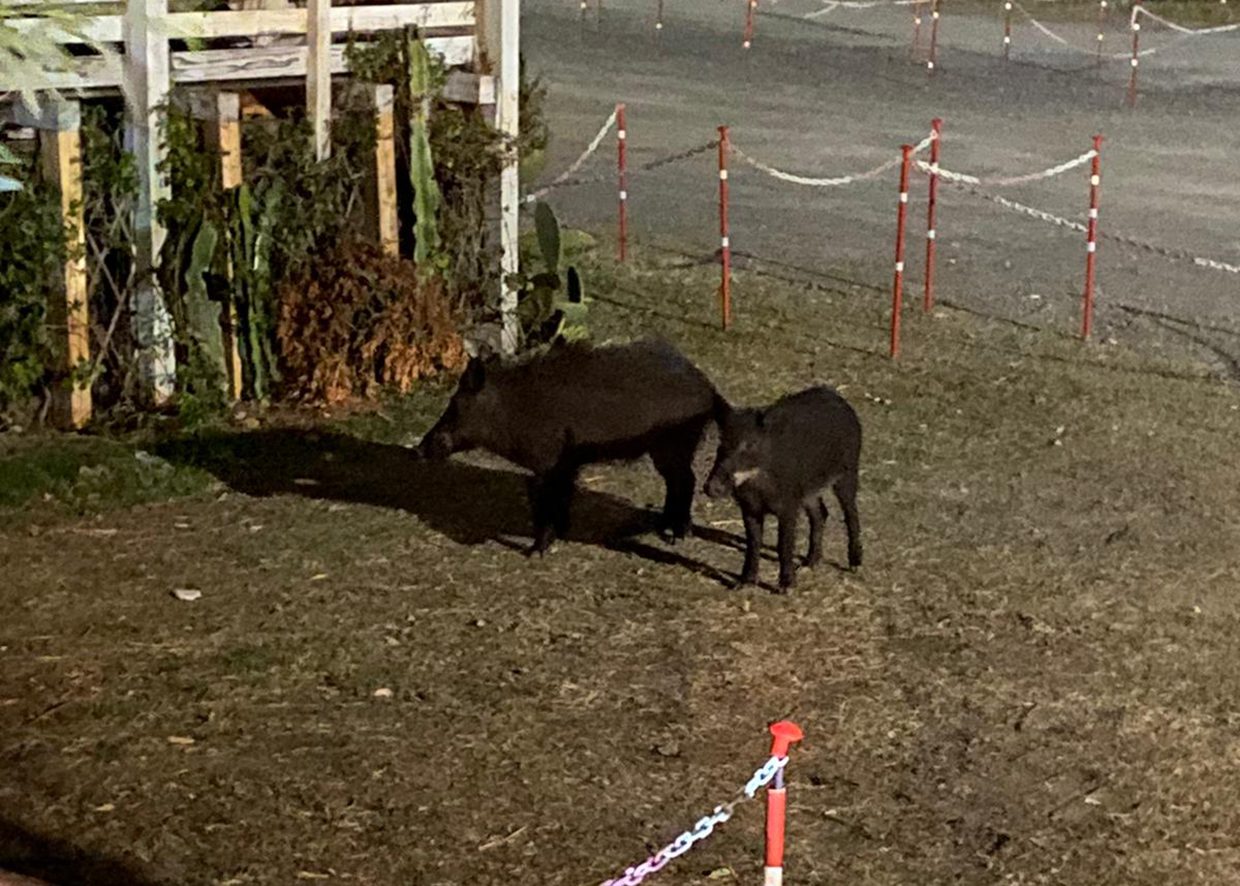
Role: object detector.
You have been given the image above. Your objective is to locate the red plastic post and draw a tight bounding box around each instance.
[764,721,802,886]
[924,118,941,313]
[768,720,804,758]
[1003,0,1012,59]
[617,103,628,263]
[718,126,732,332]
[1081,135,1103,340]
[1127,0,1142,106]
[927,0,941,75]
[1096,0,1107,66]
[890,145,913,359]
[743,0,757,49]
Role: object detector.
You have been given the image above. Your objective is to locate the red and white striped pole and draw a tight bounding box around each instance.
[718,125,732,332]
[743,0,758,49]
[927,0,941,75]
[924,118,941,313]
[1127,0,1142,106]
[617,103,628,263]
[1081,134,1103,340]
[764,721,804,886]
[890,144,913,359]
[1096,0,1107,67]
[1003,0,1012,59]
[912,0,924,58]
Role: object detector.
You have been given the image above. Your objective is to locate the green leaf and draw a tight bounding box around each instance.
[566,266,583,303]
[518,285,556,325]
[533,201,561,274]
[531,271,561,292]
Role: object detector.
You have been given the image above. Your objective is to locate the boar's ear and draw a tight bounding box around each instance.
[460,357,487,393]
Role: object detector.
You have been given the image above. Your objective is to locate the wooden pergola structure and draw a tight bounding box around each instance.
[0,0,520,426]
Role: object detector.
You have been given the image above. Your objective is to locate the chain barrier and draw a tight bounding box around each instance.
[807,0,923,17]
[730,132,934,189]
[1132,4,1240,37]
[599,754,789,886]
[916,146,1096,188]
[526,141,718,201]
[524,107,619,203]
[943,178,1240,276]
[940,177,1087,233]
[1098,229,1240,275]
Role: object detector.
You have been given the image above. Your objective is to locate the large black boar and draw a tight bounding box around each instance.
[420,340,726,554]
[704,386,862,591]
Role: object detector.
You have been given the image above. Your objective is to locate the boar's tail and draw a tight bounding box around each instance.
[711,393,732,426]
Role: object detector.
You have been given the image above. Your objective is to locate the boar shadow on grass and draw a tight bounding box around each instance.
[158,429,734,577]
[0,815,161,886]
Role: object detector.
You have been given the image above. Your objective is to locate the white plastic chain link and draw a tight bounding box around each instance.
[807,0,923,17]
[1004,1,1215,59]
[599,755,789,886]
[917,146,1097,188]
[944,178,1240,275]
[731,132,934,189]
[525,107,619,202]
[943,180,1088,234]
[1132,4,1240,36]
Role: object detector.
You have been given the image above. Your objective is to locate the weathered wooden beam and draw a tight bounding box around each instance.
[496,0,519,354]
[196,89,246,400]
[306,0,331,161]
[0,39,477,93]
[124,0,176,404]
[473,0,500,74]
[442,71,494,106]
[361,83,400,258]
[35,99,92,429]
[2,4,478,44]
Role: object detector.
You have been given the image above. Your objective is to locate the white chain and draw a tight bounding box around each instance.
[526,108,619,203]
[599,755,789,886]
[731,132,933,189]
[917,147,1096,188]
[1132,4,1240,36]
[944,180,1088,234]
[1009,1,1168,58]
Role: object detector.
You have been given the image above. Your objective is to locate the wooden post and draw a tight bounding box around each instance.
[38,100,92,429]
[124,0,176,404]
[474,0,501,74]
[200,90,245,401]
[307,0,332,161]
[497,0,520,354]
[366,83,399,257]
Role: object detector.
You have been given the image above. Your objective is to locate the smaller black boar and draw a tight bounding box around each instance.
[704,386,862,591]
[419,340,726,555]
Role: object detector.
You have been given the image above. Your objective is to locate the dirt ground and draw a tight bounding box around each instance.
[3,252,1240,884]
[4,2,1240,883]
[525,0,1240,374]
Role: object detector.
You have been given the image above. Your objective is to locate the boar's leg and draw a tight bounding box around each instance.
[776,509,800,591]
[650,428,702,543]
[833,469,863,569]
[804,496,829,567]
[738,508,765,587]
[526,464,577,555]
